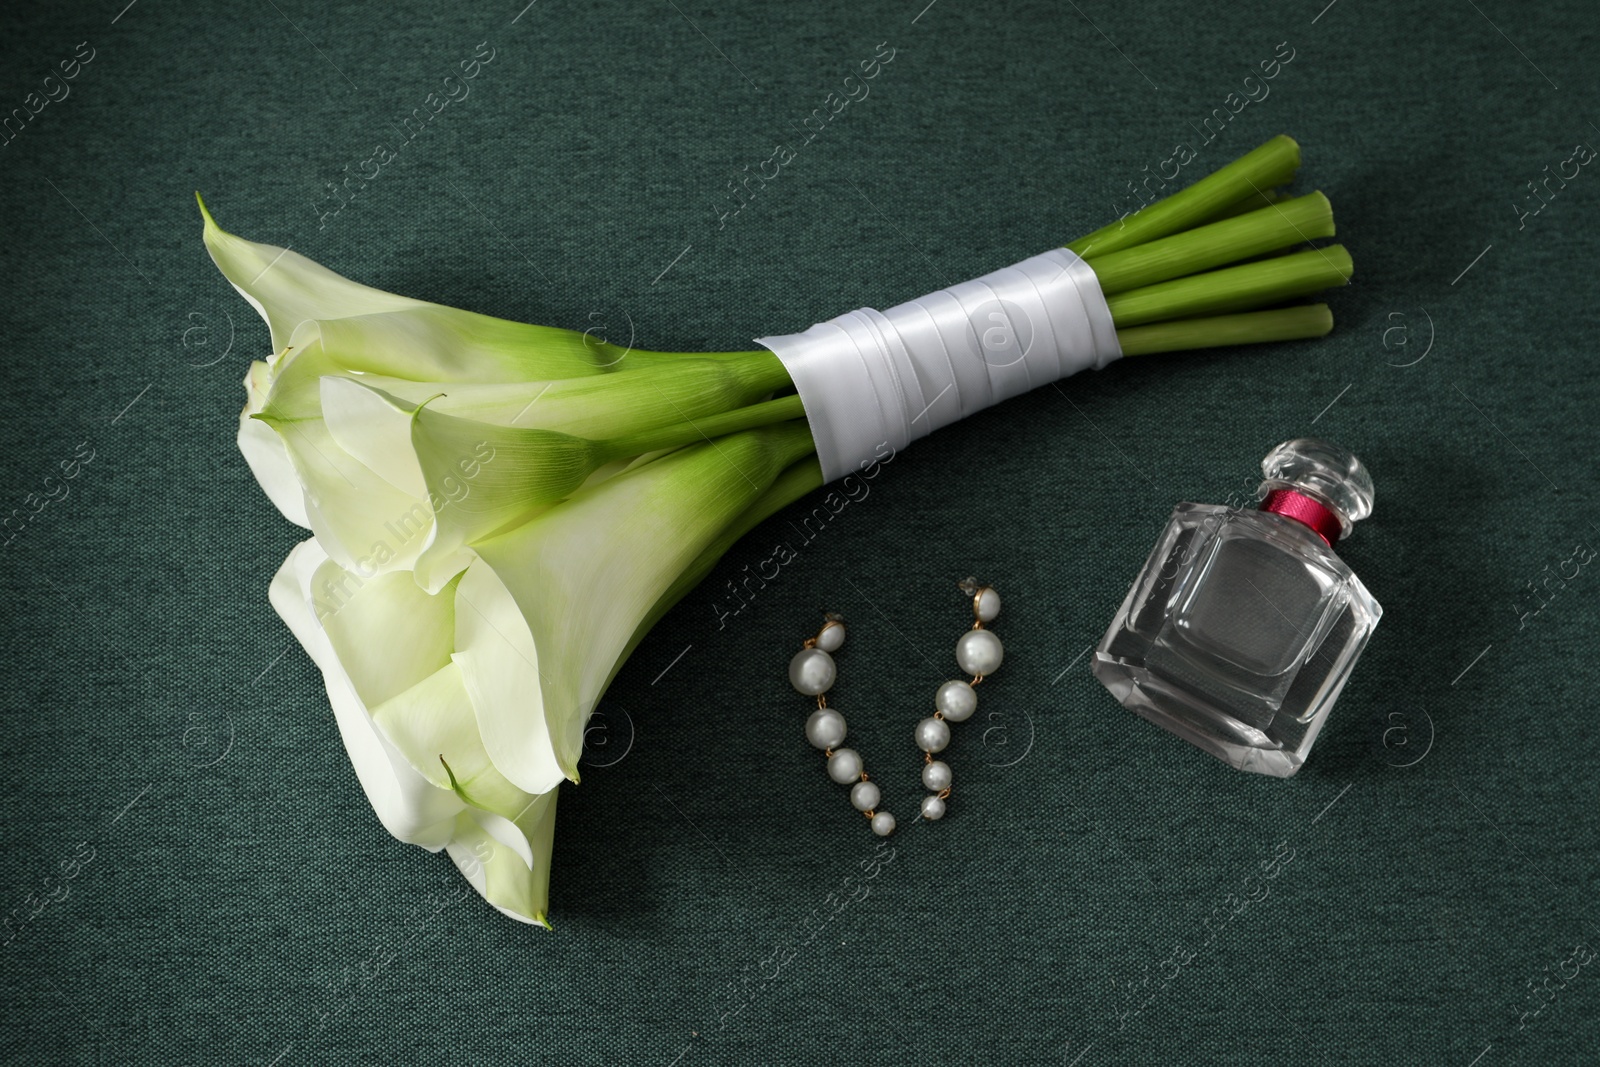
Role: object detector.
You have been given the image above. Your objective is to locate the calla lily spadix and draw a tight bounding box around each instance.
[204,134,1355,925]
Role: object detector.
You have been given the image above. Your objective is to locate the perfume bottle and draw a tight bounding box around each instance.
[1092,438,1381,777]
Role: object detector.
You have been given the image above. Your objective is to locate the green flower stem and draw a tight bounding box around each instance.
[600,393,809,460]
[1105,244,1352,328]
[626,139,1340,464]
[617,348,787,378]
[1202,188,1288,224]
[1067,135,1302,260]
[1115,304,1332,357]
[1088,193,1334,296]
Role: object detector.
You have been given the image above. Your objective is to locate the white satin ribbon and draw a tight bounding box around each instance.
[758,248,1120,482]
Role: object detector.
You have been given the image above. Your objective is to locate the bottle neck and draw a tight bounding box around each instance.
[1259,488,1343,547]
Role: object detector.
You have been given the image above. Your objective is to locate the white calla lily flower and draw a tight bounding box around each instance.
[203,199,792,578]
[456,422,817,790]
[268,540,462,849]
[203,201,823,925]
[272,538,560,926]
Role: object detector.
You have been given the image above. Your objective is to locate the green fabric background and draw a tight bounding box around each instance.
[3,0,1597,1063]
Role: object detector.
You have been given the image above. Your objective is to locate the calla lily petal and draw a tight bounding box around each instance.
[199,195,424,353]
[255,340,428,575]
[320,375,429,499]
[445,803,557,928]
[200,197,630,380]
[368,662,544,830]
[369,661,555,879]
[340,355,787,435]
[473,422,816,777]
[268,541,461,848]
[315,567,459,708]
[452,559,568,793]
[312,306,625,384]
[278,542,558,925]
[411,403,603,588]
[239,359,310,527]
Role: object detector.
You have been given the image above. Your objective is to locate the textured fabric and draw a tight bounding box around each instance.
[3,1,1598,1064]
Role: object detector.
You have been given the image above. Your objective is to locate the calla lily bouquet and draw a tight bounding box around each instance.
[207,134,1351,926]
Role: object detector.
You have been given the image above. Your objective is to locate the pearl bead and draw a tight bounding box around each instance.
[955,629,1004,676]
[922,760,952,791]
[788,648,837,695]
[975,587,1001,622]
[935,680,977,722]
[816,621,845,652]
[921,795,947,821]
[850,781,881,812]
[827,747,862,784]
[870,811,896,837]
[805,708,847,750]
[915,716,951,753]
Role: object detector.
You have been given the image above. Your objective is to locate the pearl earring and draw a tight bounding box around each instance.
[917,577,1002,822]
[788,611,896,836]
[785,579,1003,836]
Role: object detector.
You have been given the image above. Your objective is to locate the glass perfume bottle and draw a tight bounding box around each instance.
[1092,438,1381,777]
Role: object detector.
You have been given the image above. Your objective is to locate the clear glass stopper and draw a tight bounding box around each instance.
[1258,438,1374,539]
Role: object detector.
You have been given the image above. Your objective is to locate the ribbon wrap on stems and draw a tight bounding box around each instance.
[758,248,1121,481]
